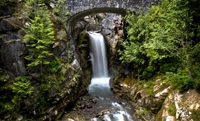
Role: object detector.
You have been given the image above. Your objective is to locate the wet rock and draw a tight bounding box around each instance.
[90,98,97,104]
[56,29,67,41]
[71,58,81,70]
[99,109,111,115]
[0,37,27,76]
[84,16,90,22]
[154,86,172,100]
[0,7,12,16]
[0,17,23,32]
[53,41,67,57]
[173,90,200,121]
[86,104,92,108]
[66,119,75,121]
[49,2,55,9]
[16,116,23,121]
[80,104,86,109]
[166,116,175,121]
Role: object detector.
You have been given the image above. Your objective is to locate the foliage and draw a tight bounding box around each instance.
[23,4,55,74]
[0,68,14,113]
[0,0,15,6]
[139,79,155,95]
[120,0,190,64]
[119,0,200,90]
[166,70,200,91]
[141,65,155,79]
[46,58,62,73]
[53,0,69,29]
[167,104,176,116]
[10,76,34,103]
[25,0,53,17]
[136,107,148,116]
[191,108,200,121]
[0,0,74,119]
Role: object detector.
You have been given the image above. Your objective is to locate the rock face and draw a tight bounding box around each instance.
[0,2,91,121]
[0,32,27,76]
[0,17,23,32]
[0,7,13,16]
[72,13,125,79]
[112,75,200,121]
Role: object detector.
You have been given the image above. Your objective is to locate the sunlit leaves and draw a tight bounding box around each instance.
[119,0,191,65]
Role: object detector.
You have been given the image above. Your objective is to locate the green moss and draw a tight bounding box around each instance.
[0,68,14,114]
[155,108,163,121]
[165,70,199,92]
[136,108,148,116]
[191,109,200,121]
[168,104,176,116]
[145,80,155,95]
[138,79,155,95]
[0,0,15,6]
[78,32,89,55]
[141,65,155,79]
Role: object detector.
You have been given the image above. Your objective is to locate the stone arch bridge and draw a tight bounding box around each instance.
[66,0,158,30]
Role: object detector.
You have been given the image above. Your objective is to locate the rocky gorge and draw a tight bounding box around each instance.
[0,0,200,121]
[0,1,91,120]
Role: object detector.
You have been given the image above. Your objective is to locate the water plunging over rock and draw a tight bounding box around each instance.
[88,32,134,121]
[89,32,109,78]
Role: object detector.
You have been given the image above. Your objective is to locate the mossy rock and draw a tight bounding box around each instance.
[78,32,90,56]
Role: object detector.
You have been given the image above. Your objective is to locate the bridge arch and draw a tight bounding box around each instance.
[66,7,127,31]
[65,0,158,31]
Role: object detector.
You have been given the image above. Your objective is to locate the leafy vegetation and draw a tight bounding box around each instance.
[10,76,34,103]
[53,0,69,29]
[0,0,72,119]
[167,104,176,116]
[191,108,200,121]
[23,0,71,108]
[0,68,13,114]
[0,0,15,6]
[119,0,200,91]
[136,107,148,116]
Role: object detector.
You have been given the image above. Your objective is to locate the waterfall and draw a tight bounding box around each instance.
[88,32,111,97]
[89,32,109,77]
[88,32,134,121]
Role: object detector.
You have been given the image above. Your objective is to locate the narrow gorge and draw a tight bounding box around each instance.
[0,0,200,121]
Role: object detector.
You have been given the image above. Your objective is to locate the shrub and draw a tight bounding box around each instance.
[0,68,14,113]
[166,70,200,91]
[0,0,15,6]
[10,76,34,103]
[168,104,176,116]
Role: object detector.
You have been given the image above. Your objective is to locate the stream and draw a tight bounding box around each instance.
[88,32,135,121]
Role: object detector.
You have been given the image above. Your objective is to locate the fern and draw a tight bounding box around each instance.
[10,76,34,103]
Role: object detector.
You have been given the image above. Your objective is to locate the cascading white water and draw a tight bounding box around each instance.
[89,32,109,77]
[88,32,112,97]
[88,32,134,121]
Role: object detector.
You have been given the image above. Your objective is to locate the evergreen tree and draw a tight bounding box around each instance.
[23,4,55,74]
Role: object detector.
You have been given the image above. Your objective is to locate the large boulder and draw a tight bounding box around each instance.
[0,32,27,76]
[0,7,13,16]
[0,17,23,32]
